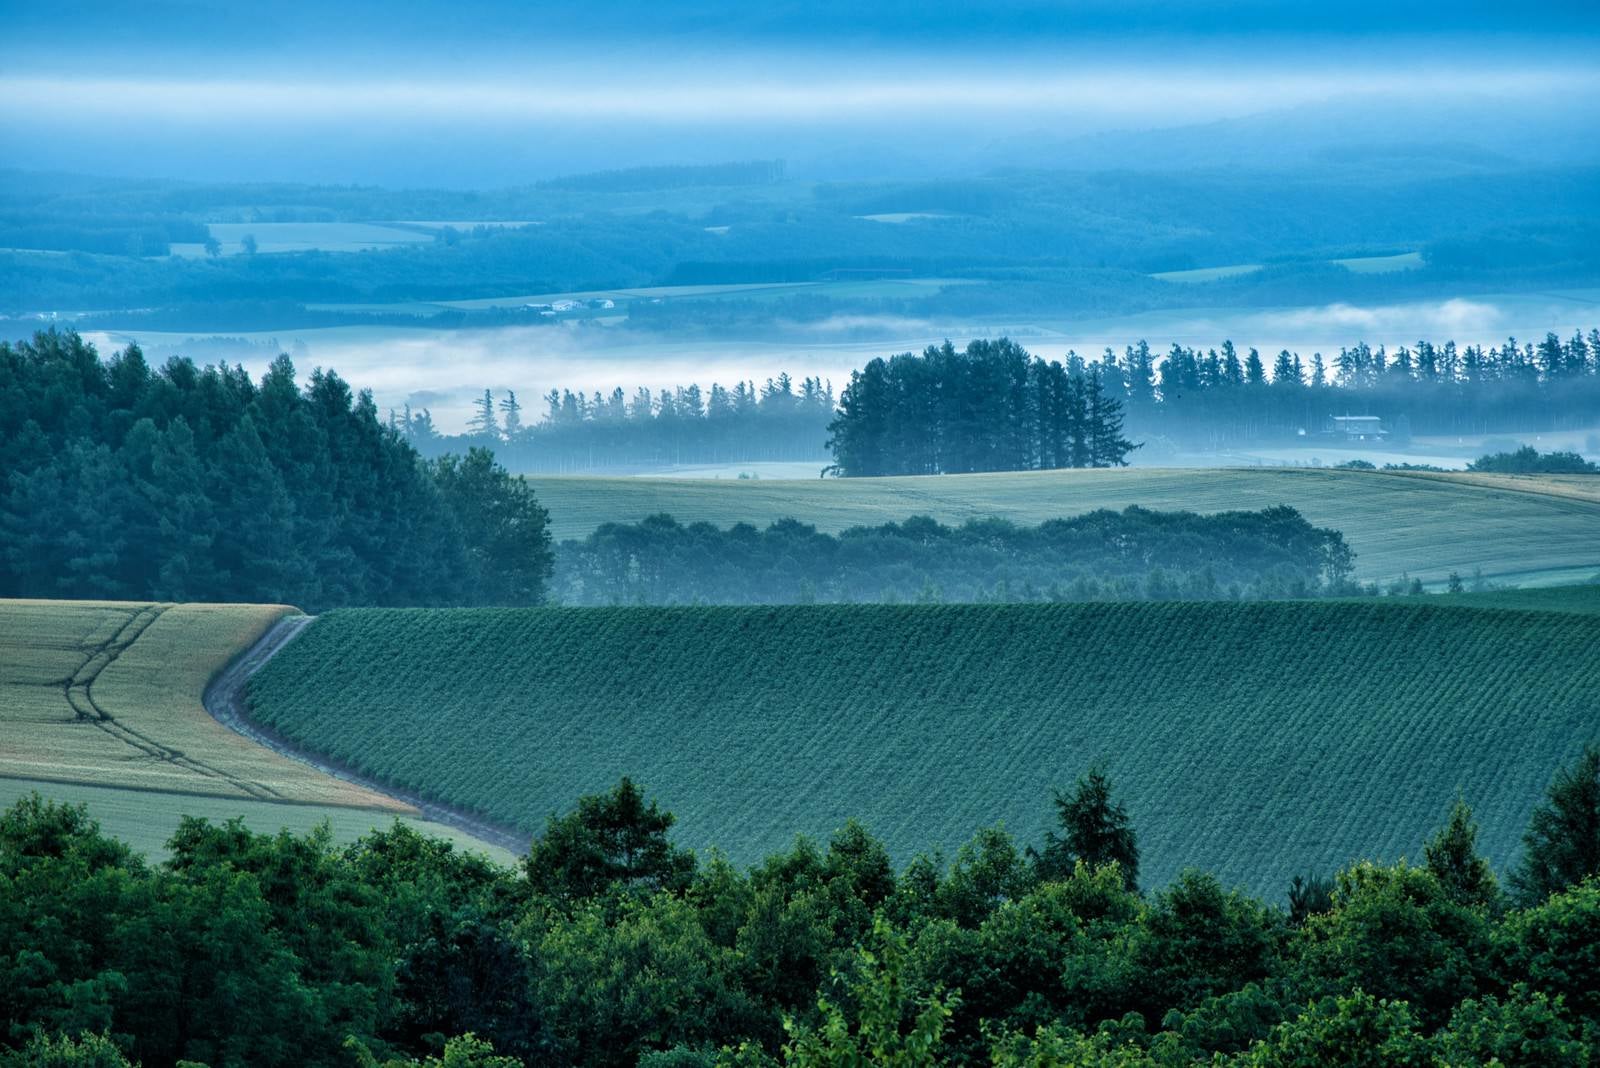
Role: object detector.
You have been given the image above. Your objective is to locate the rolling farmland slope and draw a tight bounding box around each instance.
[525,468,1600,587]
[245,599,1600,895]
[0,599,511,860]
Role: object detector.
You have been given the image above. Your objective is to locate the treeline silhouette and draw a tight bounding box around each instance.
[0,330,552,609]
[826,339,1138,476]
[4,745,1598,1066]
[1118,329,1600,447]
[552,506,1356,605]
[400,374,834,473]
[400,330,1600,476]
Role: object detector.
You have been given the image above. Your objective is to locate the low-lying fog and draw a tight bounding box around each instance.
[85,290,1599,443]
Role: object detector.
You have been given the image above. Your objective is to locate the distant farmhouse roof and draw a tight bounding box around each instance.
[1329,415,1386,440]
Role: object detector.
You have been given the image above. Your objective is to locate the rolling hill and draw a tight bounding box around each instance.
[0,599,511,859]
[243,598,1600,895]
[524,468,1600,587]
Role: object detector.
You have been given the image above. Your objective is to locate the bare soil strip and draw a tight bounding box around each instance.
[203,615,527,853]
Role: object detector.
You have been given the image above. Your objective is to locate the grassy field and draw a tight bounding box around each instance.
[0,599,512,860]
[0,777,510,861]
[169,221,531,258]
[1150,263,1263,283]
[246,599,1600,895]
[526,468,1600,586]
[1444,582,1600,614]
[1151,251,1421,283]
[1334,251,1425,273]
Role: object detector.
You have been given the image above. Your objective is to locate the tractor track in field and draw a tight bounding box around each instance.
[203,615,527,853]
[60,604,287,801]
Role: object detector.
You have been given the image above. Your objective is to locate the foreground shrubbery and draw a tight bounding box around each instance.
[553,506,1356,605]
[4,748,1599,1067]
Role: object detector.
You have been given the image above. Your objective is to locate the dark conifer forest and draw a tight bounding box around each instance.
[826,339,1137,477]
[395,329,1600,476]
[0,331,551,609]
[403,375,836,473]
[1121,329,1600,447]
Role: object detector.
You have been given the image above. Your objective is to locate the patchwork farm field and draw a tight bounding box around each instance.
[168,220,532,257]
[527,467,1600,586]
[0,599,508,859]
[245,599,1600,895]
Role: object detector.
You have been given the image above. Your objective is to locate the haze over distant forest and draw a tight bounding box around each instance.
[2,0,1596,466]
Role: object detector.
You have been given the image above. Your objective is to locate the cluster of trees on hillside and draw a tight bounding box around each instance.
[0,215,211,257]
[826,339,1137,476]
[553,506,1356,605]
[400,375,834,472]
[825,331,1600,475]
[1468,446,1598,474]
[0,331,552,609]
[5,745,1599,1067]
[1114,329,1600,446]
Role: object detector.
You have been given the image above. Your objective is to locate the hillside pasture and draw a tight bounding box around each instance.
[1151,263,1263,283]
[169,222,439,257]
[0,599,516,859]
[0,599,400,807]
[0,777,513,862]
[526,467,1600,586]
[245,599,1600,895]
[1334,251,1425,273]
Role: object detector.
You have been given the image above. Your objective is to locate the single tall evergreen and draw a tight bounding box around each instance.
[1512,743,1600,904]
[1423,798,1499,909]
[1032,765,1140,891]
[468,388,499,440]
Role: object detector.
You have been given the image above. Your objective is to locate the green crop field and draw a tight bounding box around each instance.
[1333,251,1425,273]
[0,599,512,861]
[525,468,1600,586]
[245,599,1600,895]
[1150,263,1264,283]
[1150,251,1421,283]
[1444,583,1600,615]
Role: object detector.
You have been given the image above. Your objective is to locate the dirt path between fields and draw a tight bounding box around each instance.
[203,615,527,854]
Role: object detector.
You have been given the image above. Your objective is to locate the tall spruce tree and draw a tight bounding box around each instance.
[1032,765,1140,891]
[1512,744,1600,904]
[468,388,499,440]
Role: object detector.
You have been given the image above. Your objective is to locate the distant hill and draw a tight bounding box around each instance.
[524,468,1600,587]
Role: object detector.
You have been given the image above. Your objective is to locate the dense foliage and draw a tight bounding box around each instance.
[551,506,1355,605]
[1468,446,1598,474]
[4,749,1598,1067]
[826,340,1136,476]
[244,599,1600,893]
[403,376,834,473]
[0,331,552,609]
